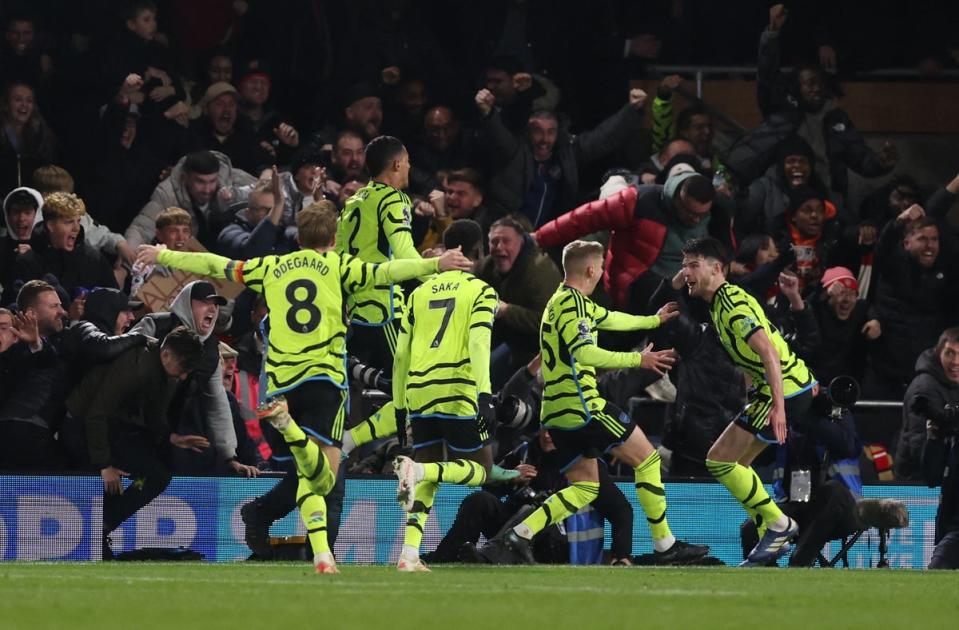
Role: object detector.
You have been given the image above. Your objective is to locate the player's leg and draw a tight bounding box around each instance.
[706,398,797,566]
[607,408,709,563]
[397,438,444,572]
[501,455,600,563]
[394,419,489,508]
[419,419,493,486]
[479,425,603,564]
[342,320,402,454]
[258,383,346,573]
[342,402,397,456]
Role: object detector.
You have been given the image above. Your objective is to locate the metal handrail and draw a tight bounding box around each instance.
[631,397,903,410]
[648,65,959,78]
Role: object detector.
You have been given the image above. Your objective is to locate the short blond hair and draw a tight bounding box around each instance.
[297,200,338,249]
[42,192,86,221]
[32,165,76,194]
[562,240,605,277]
[156,207,193,230]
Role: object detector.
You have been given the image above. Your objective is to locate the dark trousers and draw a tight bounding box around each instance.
[103,423,173,534]
[929,531,959,569]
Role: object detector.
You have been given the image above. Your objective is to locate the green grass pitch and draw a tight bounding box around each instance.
[1,563,957,629]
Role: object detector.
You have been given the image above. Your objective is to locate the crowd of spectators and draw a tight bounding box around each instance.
[0,1,957,558]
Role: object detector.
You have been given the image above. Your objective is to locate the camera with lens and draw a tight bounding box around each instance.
[348,356,391,392]
[505,485,550,513]
[813,375,860,420]
[493,393,538,436]
[912,396,959,436]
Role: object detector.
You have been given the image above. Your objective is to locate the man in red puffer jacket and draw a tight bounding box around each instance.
[534,169,733,312]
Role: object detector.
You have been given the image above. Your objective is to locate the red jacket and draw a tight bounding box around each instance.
[535,186,666,308]
[535,184,734,309]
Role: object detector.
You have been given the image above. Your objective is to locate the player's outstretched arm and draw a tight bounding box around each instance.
[594,302,678,332]
[572,342,676,375]
[138,244,248,284]
[374,247,473,285]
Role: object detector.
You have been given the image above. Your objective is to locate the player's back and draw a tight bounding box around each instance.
[247,249,349,394]
[403,270,496,419]
[710,282,814,395]
[539,285,603,429]
[335,181,413,324]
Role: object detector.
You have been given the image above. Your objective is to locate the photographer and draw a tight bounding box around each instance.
[424,427,635,566]
[896,328,959,481]
[918,329,959,569]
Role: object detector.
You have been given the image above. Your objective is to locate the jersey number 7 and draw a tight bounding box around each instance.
[429,298,455,348]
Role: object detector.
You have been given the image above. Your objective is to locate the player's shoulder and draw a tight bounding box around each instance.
[716,282,759,311]
[554,286,593,319]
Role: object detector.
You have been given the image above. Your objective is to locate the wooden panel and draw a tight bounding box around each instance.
[629,79,959,133]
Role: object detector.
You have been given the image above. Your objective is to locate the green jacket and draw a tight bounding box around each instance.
[477,241,561,357]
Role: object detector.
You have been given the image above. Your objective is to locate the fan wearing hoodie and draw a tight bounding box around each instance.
[0,186,43,301]
[130,280,258,479]
[4,192,117,307]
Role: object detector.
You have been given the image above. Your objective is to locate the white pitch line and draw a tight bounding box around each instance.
[0,572,745,597]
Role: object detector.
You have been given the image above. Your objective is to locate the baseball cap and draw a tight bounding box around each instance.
[201,82,238,108]
[190,281,228,305]
[821,266,858,292]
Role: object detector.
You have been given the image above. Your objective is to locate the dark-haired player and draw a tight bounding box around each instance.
[391,219,499,572]
[681,236,816,566]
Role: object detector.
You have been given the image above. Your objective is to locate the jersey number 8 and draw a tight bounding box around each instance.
[286,279,322,334]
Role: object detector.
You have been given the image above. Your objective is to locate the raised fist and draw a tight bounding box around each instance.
[475,88,495,116]
[629,88,648,109]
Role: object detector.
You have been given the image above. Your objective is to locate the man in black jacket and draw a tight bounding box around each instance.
[897,329,959,481]
[866,204,959,400]
[0,280,65,469]
[475,87,647,228]
[921,331,959,568]
[65,326,205,554]
[59,288,150,465]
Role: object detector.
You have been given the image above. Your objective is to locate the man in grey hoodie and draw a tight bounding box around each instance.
[130,279,258,477]
[124,150,256,250]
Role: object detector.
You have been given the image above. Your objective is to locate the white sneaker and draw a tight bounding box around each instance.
[393,455,418,512]
[397,556,431,572]
[314,551,339,574]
